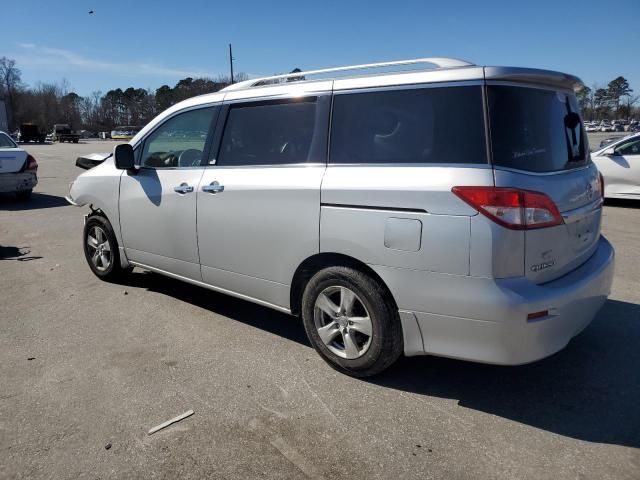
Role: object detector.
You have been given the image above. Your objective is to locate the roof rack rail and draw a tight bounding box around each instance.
[222,57,475,91]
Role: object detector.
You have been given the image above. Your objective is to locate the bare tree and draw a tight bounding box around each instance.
[0,57,23,129]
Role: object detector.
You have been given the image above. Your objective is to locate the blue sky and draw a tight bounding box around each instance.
[2,0,638,96]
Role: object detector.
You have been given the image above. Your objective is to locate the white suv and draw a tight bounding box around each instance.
[68,58,614,377]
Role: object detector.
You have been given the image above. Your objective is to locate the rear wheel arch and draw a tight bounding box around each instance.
[290,253,398,317]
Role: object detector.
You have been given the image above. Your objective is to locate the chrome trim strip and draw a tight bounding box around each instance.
[129,261,292,314]
[492,163,593,176]
[332,79,484,95]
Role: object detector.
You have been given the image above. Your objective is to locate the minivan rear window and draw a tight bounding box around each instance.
[330,86,487,165]
[488,86,588,172]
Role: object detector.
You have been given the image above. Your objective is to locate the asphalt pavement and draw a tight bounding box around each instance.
[0,140,638,479]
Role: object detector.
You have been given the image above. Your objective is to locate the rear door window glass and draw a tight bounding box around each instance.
[488,86,588,172]
[329,85,487,165]
[217,98,319,166]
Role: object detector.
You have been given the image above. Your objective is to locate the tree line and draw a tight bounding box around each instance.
[2,55,638,132]
[0,56,247,133]
[576,76,638,121]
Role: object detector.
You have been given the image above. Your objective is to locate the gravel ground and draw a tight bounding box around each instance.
[0,140,638,480]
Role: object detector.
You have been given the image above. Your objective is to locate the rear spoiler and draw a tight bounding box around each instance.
[484,66,583,91]
[76,152,111,170]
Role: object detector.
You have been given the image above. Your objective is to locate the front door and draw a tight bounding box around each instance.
[196,96,330,309]
[119,106,218,280]
[602,137,640,197]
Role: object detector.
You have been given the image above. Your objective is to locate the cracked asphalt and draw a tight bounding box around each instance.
[0,140,638,479]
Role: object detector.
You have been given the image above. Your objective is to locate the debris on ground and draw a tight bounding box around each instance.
[105,442,112,450]
[148,410,194,435]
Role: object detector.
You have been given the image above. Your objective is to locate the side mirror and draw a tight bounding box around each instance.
[114,144,135,170]
[603,147,616,157]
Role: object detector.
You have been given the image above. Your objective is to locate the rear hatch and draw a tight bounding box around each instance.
[488,83,602,284]
[0,136,27,173]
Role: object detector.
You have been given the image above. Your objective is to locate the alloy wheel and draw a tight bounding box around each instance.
[313,286,373,359]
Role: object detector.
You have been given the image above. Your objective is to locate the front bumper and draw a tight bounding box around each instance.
[0,172,37,193]
[378,236,615,364]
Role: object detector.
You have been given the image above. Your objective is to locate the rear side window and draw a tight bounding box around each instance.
[329,86,487,165]
[488,86,588,172]
[217,98,320,166]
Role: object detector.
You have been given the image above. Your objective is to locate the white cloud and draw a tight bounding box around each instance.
[14,43,215,78]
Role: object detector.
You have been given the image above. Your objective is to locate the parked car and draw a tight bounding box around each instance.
[592,132,640,199]
[19,124,46,143]
[67,58,614,377]
[0,130,38,199]
[585,123,600,132]
[111,126,142,140]
[52,124,80,143]
[599,135,628,148]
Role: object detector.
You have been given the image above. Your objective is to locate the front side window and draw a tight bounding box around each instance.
[488,86,588,172]
[616,138,640,156]
[329,86,487,165]
[141,107,216,168]
[0,133,17,148]
[217,98,318,166]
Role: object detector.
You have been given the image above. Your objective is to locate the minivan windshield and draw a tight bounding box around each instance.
[488,85,588,172]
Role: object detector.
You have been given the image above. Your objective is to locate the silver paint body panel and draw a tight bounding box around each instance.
[67,62,615,365]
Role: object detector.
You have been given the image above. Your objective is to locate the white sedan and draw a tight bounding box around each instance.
[0,130,38,200]
[592,133,640,200]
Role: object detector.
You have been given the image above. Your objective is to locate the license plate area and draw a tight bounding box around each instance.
[566,209,600,251]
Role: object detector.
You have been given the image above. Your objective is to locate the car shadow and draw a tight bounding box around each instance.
[117,270,639,448]
[121,270,310,346]
[0,245,42,261]
[0,192,69,210]
[604,198,640,209]
[371,299,640,449]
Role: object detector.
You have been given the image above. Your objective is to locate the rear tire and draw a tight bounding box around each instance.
[301,266,403,377]
[83,215,131,281]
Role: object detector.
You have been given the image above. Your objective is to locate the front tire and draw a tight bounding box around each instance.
[301,266,403,377]
[83,215,131,281]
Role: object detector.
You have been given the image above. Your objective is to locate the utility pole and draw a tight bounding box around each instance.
[229,44,234,84]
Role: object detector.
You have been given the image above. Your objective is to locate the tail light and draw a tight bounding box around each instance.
[26,154,38,171]
[452,186,563,230]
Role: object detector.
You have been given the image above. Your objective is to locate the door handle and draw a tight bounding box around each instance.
[202,181,224,194]
[174,183,194,194]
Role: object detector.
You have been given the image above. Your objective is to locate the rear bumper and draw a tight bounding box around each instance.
[0,172,37,193]
[378,236,615,364]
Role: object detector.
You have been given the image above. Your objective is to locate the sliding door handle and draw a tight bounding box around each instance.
[202,181,224,194]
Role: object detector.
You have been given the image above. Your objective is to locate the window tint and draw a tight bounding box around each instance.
[616,139,640,156]
[0,133,16,148]
[218,99,318,166]
[488,86,588,172]
[329,86,487,165]
[141,107,215,168]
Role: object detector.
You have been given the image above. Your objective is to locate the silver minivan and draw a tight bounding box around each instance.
[67,58,615,377]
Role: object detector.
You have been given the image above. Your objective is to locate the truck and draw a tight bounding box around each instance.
[19,124,46,143]
[53,124,80,143]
